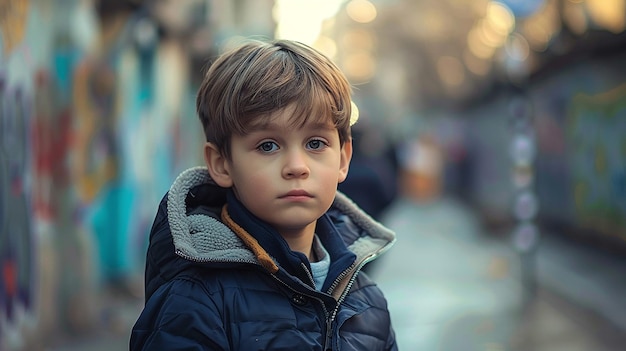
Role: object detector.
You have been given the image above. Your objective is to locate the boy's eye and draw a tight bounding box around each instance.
[258,141,279,152]
[306,139,327,150]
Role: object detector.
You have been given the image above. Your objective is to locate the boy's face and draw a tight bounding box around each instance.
[207,106,352,237]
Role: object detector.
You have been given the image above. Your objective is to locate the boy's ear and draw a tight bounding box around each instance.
[338,138,353,183]
[204,142,233,188]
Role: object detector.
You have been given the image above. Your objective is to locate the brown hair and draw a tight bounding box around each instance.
[196,38,352,159]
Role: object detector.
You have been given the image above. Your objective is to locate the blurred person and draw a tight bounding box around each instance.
[130,38,397,350]
[397,133,444,201]
[338,122,399,220]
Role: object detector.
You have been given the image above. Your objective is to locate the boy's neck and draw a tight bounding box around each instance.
[277,222,317,262]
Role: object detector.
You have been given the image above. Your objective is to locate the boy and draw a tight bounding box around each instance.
[130,38,397,350]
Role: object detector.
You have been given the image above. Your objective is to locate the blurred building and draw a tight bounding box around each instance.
[326,0,626,244]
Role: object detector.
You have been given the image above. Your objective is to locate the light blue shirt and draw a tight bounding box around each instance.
[309,235,330,291]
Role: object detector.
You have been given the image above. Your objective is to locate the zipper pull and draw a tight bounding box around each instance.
[323,314,334,351]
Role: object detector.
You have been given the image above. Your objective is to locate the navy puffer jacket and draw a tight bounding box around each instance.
[130,167,397,350]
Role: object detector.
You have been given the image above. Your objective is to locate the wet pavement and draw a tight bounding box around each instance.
[48,196,626,351]
[372,196,626,351]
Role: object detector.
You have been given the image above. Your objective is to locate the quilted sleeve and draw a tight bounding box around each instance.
[130,276,229,351]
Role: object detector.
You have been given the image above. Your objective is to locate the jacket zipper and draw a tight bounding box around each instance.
[324,315,334,351]
[328,237,395,298]
[322,240,397,350]
[301,262,316,287]
[270,273,333,347]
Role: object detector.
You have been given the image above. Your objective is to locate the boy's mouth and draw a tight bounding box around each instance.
[280,190,313,198]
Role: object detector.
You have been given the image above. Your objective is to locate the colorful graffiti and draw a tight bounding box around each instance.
[461,49,626,242]
[72,47,127,283]
[0,1,206,347]
[0,71,35,346]
[568,84,626,238]
[1,2,36,346]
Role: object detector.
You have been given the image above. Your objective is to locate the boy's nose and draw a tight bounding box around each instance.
[282,151,310,178]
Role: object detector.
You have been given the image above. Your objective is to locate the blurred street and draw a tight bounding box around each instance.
[372,196,626,351]
[46,195,626,351]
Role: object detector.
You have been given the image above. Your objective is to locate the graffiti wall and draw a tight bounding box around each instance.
[0,1,204,348]
[1,0,40,347]
[532,52,626,239]
[567,85,626,237]
[465,49,626,241]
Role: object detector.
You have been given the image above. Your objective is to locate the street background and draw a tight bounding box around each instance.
[2,0,626,350]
